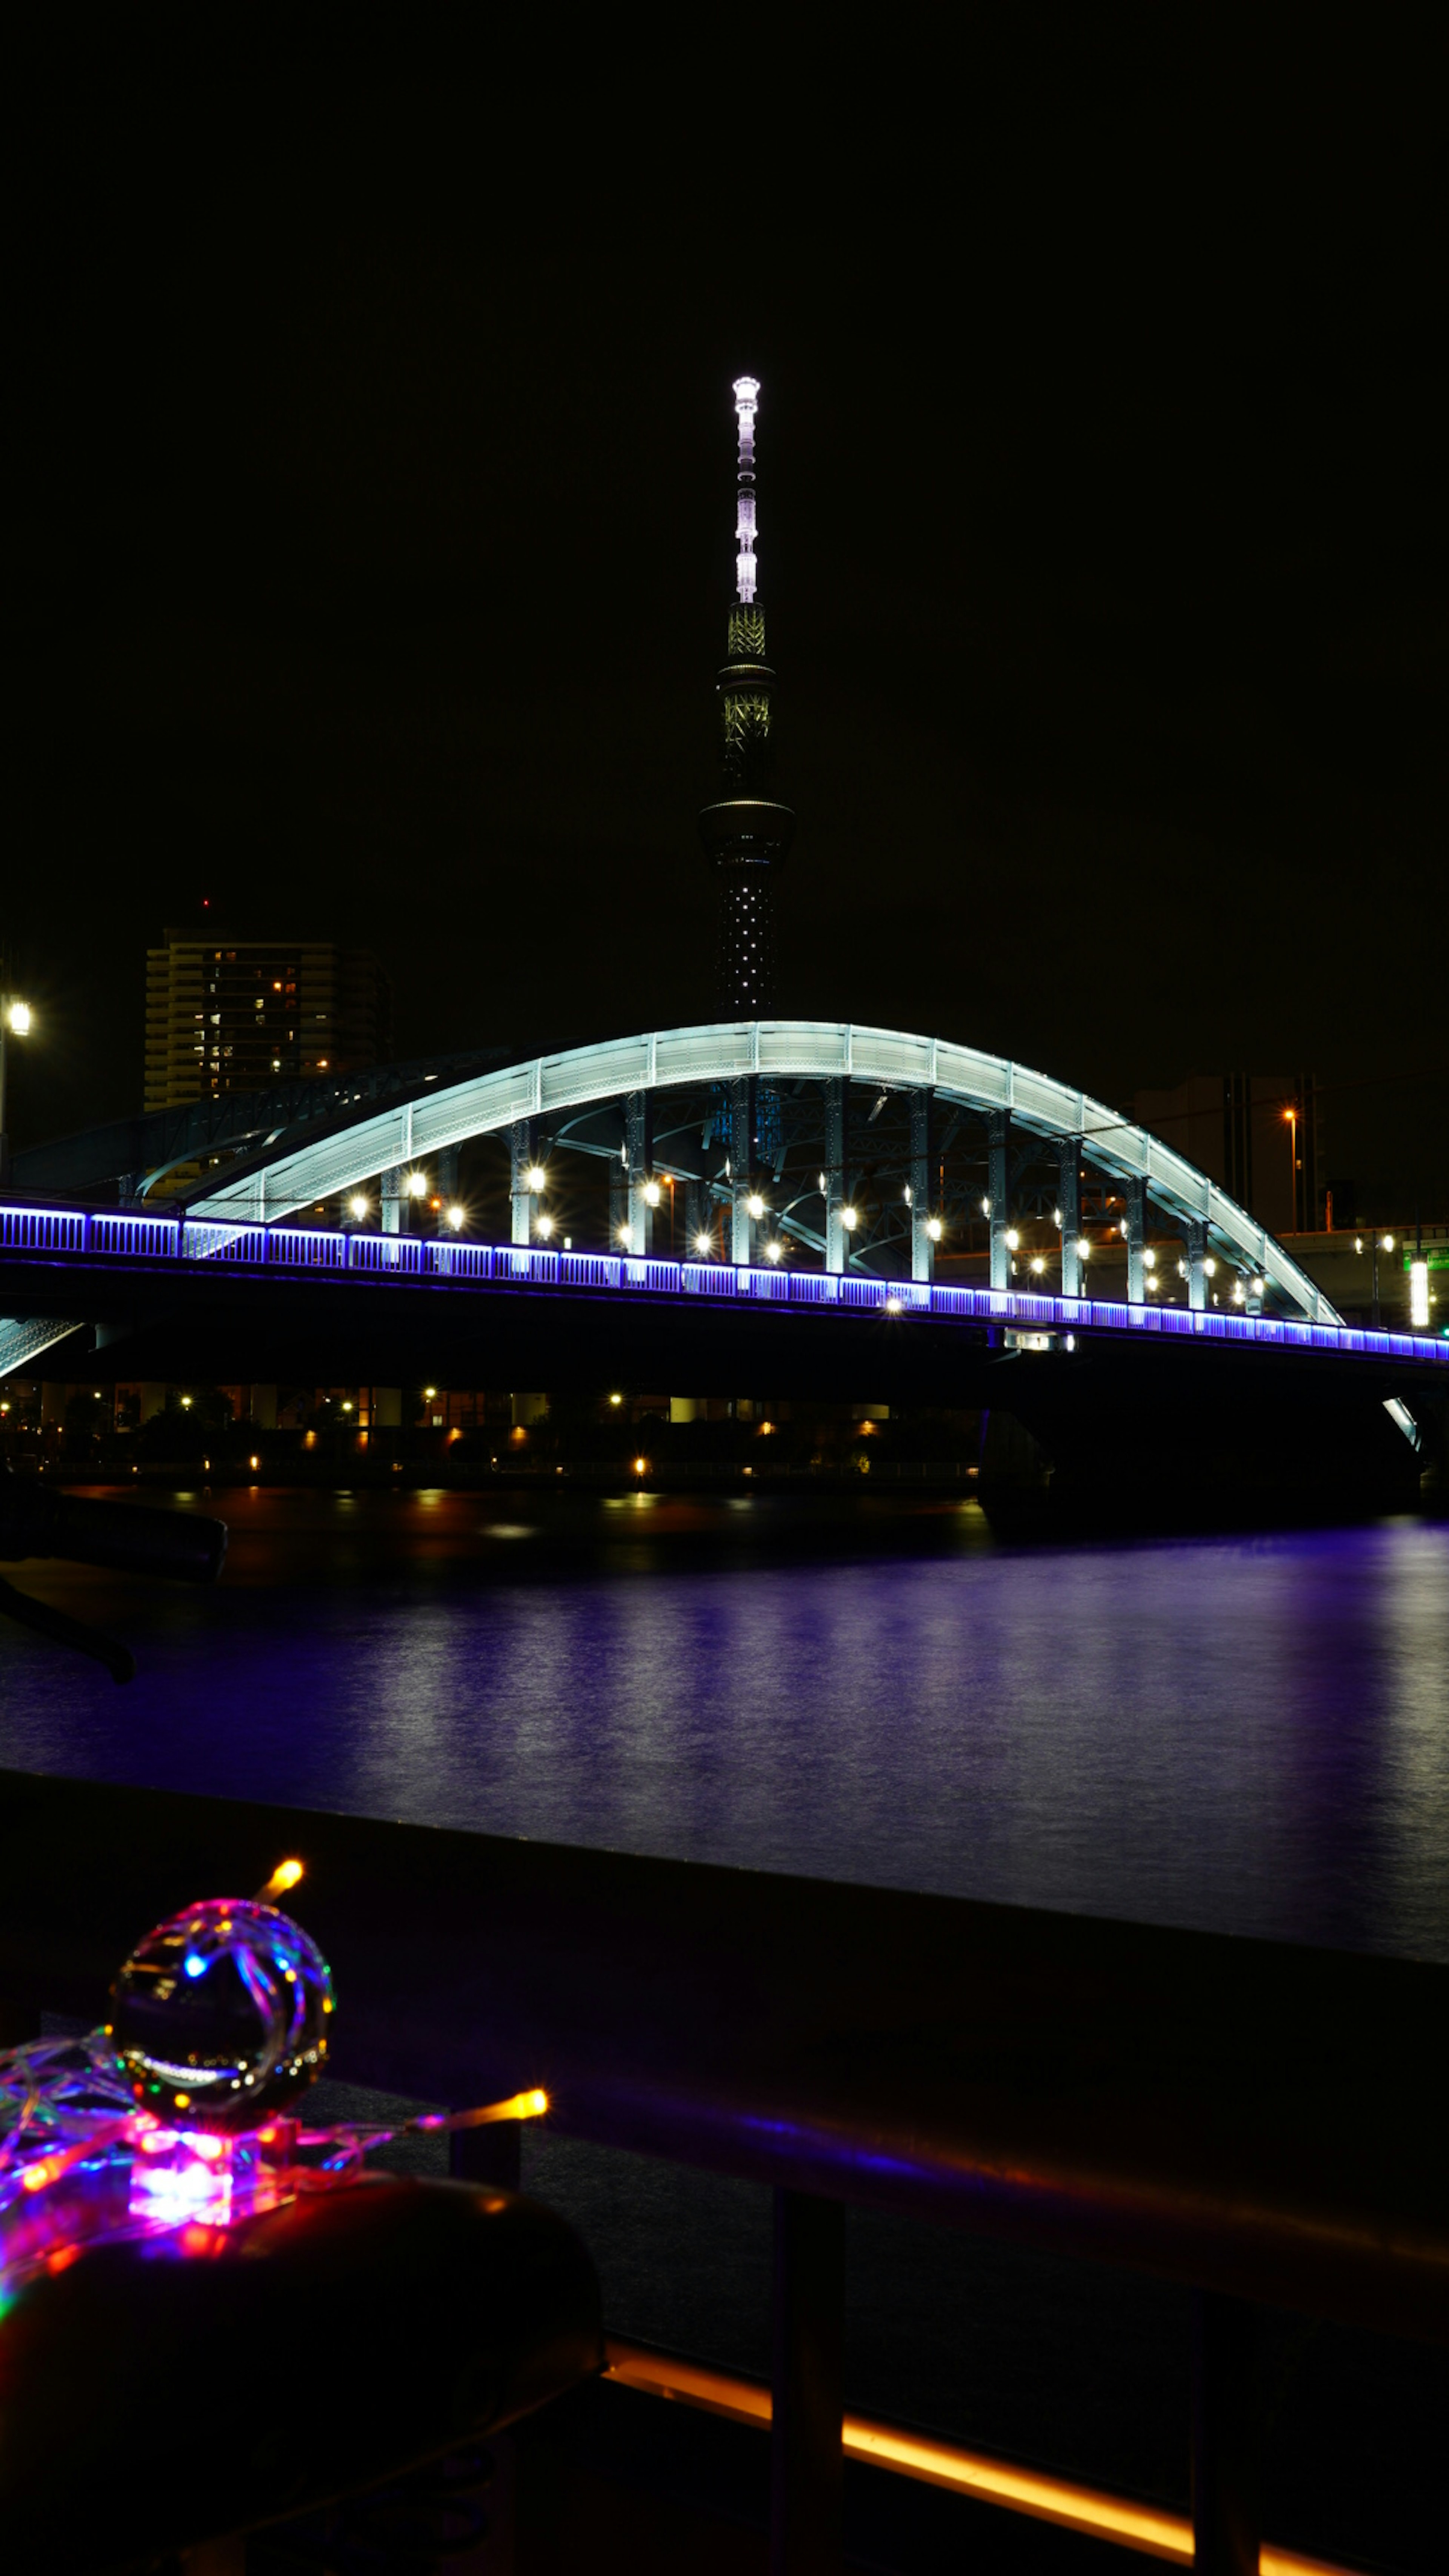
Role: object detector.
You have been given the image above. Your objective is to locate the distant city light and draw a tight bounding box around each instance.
[445,1205,465,1231]
[424,1386,437,1399]
[1382,1235,1395,1253]
[609,1393,623,1406]
[1355,1236,1364,1254]
[180,1395,193,1410]
[634,1456,647,1475]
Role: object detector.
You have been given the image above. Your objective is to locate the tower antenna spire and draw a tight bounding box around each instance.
[698,375,795,1020]
[733,374,760,604]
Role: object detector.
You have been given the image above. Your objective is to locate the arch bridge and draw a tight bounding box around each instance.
[182,1018,1337,1327]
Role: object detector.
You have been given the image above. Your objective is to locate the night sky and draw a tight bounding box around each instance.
[12,27,1447,1215]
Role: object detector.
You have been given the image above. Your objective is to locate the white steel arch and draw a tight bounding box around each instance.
[189,1020,1337,1324]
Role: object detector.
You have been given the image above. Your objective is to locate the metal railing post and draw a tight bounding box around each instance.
[1192,2290,1260,2576]
[770,2188,844,2576]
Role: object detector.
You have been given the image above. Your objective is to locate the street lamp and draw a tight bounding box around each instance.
[0,993,34,1184]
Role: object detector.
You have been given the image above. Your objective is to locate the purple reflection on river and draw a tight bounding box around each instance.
[3,1491,1446,1961]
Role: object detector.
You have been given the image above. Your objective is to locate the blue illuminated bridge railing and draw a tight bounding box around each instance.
[2,1202,1446,1369]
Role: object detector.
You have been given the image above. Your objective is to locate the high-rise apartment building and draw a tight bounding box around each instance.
[144,932,391,1113]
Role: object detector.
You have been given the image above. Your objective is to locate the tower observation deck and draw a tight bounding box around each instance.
[698,377,796,1016]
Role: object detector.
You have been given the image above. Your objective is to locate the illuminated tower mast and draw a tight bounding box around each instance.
[698,375,795,1017]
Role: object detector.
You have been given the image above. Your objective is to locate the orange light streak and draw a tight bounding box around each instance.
[602,2340,1352,2576]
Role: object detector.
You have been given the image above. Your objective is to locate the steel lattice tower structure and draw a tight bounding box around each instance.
[698,377,795,1017]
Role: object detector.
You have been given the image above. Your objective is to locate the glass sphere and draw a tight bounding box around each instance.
[110,1899,333,2129]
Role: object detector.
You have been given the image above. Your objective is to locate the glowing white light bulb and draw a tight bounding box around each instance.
[536,1215,553,1239]
[348,1194,368,1221]
[1076,1238,1091,1261]
[766,1240,783,1263]
[526,1165,546,1192]
[406,1171,428,1198]
[1204,1258,1217,1277]
[1143,1248,1156,1269]
[446,1204,464,1231]
[1004,1228,1020,1252]
[841,1206,858,1232]
[1030,1256,1046,1275]
[926,1216,943,1243]
[694,1231,712,1254]
[7,1001,32,1035]
[645,1180,661,1208]
[747,1192,765,1219]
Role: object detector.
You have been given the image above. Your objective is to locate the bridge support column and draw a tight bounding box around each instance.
[823,1080,846,1275]
[910,1091,935,1284]
[1188,1219,1208,1312]
[625,1090,654,1261]
[509,1122,535,1247]
[730,1078,754,1267]
[1126,1177,1146,1303]
[1059,1139,1081,1298]
[381,1167,402,1235]
[988,1113,1009,1292]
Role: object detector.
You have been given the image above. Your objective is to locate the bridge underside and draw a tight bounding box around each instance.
[8,1261,1435,1529]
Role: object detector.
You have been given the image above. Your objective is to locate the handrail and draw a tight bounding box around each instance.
[602,2338,1351,2576]
[1,1205,1445,1370]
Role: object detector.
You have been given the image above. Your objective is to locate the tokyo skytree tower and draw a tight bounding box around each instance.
[697,376,796,1017]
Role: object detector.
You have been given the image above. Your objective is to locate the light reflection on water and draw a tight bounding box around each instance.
[2,1490,1446,1960]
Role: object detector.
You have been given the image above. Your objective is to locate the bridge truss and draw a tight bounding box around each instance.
[185,1021,1338,1327]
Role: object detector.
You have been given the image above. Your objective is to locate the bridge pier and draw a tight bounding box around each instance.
[381,1167,403,1235]
[1188,1219,1208,1313]
[988,1113,1009,1292]
[1126,1177,1146,1303]
[823,1080,846,1275]
[1059,1139,1081,1298]
[910,1092,934,1285]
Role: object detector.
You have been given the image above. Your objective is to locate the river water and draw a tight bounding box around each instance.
[3,1489,1447,2569]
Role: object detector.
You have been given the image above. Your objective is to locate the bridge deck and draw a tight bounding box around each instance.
[2,1201,1446,1373]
